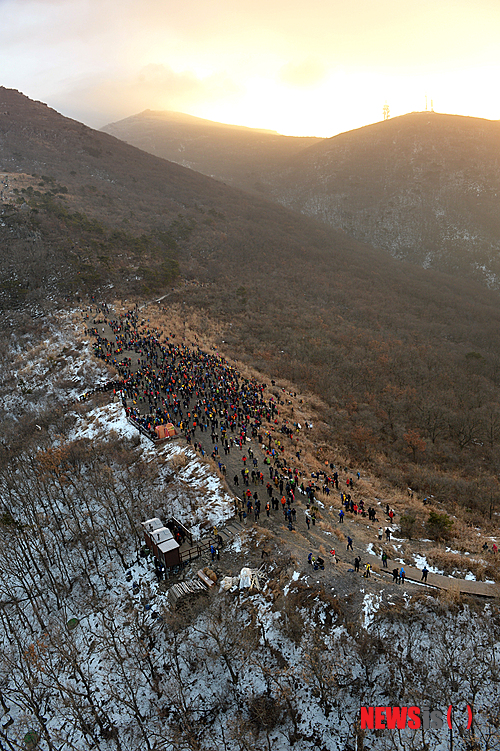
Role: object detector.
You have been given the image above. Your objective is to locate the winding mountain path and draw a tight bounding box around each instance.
[90,310,500,600]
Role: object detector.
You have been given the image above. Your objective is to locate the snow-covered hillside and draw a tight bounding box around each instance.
[0,308,498,751]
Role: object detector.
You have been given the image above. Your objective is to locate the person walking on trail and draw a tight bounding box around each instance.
[385,528,391,541]
[354,556,360,572]
[399,567,405,584]
[339,509,344,523]
[421,566,428,582]
[392,567,399,583]
[364,563,371,578]
[381,551,388,568]
[308,552,313,565]
[305,514,310,530]
[347,536,353,551]
[378,527,383,541]
[210,544,215,561]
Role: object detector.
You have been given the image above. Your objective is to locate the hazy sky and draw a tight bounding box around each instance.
[1,0,499,137]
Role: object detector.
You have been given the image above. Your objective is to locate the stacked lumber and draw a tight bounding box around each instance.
[167,579,208,609]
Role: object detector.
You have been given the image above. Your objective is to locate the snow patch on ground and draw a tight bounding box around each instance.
[362,591,383,628]
[70,401,138,441]
[413,553,444,575]
[1,309,110,421]
[284,570,301,596]
[68,398,235,538]
[229,534,243,553]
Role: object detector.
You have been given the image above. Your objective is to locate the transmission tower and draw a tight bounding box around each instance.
[383,101,390,120]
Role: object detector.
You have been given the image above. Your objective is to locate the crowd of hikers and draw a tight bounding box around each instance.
[86,308,349,518]
[87,308,281,451]
[85,305,440,590]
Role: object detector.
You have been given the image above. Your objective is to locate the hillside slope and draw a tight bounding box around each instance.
[265,112,500,286]
[103,108,500,288]
[101,109,321,194]
[3,88,500,513]
[0,87,339,303]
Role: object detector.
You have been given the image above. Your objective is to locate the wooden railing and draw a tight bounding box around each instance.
[126,417,165,444]
[179,540,212,563]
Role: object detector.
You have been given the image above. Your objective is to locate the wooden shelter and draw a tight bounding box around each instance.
[142,517,180,568]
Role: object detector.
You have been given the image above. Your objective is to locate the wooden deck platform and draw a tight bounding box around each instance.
[364,553,500,598]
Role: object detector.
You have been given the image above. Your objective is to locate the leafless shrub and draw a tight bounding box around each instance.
[248,693,284,730]
[169,452,188,470]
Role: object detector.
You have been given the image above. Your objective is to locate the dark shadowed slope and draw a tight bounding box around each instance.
[265,112,500,287]
[0,87,427,305]
[102,108,500,289]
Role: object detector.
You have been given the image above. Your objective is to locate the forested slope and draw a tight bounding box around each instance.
[2,88,500,516]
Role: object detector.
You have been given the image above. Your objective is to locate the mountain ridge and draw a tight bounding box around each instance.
[4,87,500,517]
[102,106,500,288]
[100,106,322,191]
[104,108,281,134]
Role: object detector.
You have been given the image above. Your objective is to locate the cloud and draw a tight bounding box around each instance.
[55,64,242,127]
[135,64,236,101]
[2,0,500,137]
[279,58,326,88]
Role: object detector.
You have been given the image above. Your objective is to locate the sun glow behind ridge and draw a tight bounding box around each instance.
[1,0,500,135]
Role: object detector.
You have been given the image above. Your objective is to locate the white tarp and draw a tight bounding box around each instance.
[239,567,252,589]
[220,567,266,592]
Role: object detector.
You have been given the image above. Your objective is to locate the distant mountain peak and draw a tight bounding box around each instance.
[104,108,281,135]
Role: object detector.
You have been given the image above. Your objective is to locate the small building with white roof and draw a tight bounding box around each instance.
[142,517,181,568]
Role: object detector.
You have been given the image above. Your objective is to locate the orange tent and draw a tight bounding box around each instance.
[155,423,176,440]
[155,425,169,440]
